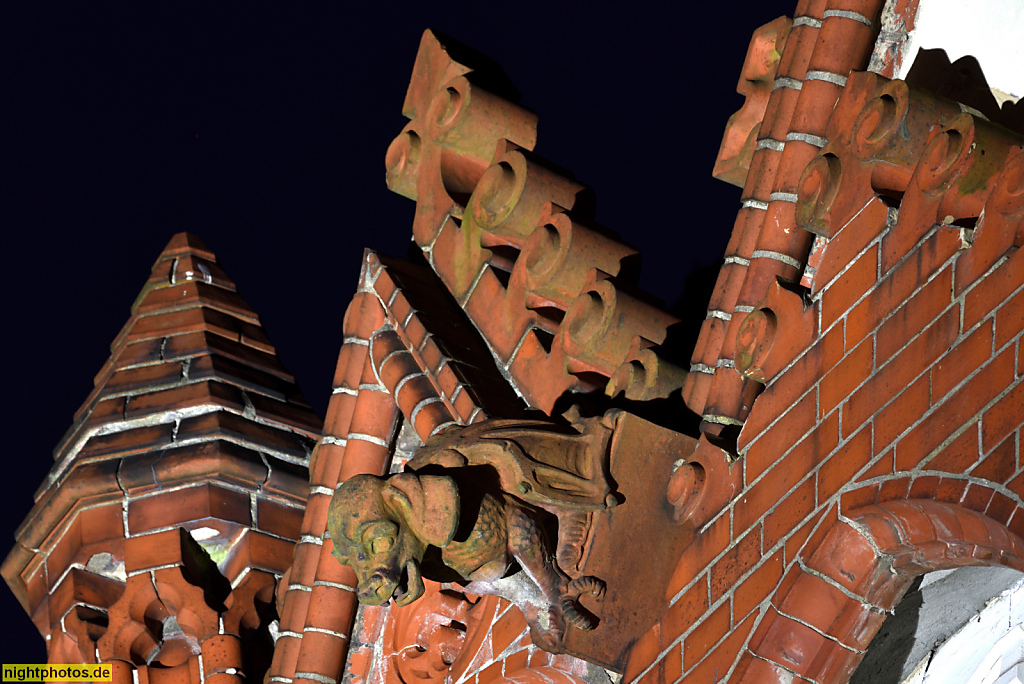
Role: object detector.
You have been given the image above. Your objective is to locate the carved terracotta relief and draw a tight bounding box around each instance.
[331,407,700,672]
[328,414,616,651]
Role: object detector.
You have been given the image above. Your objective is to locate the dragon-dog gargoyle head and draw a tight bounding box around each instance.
[327,416,619,651]
[327,472,458,606]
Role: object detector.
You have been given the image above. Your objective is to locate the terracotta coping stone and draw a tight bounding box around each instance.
[713,17,794,188]
[868,0,921,79]
[271,248,511,683]
[347,31,681,682]
[274,247,615,684]
[269,257,393,684]
[386,31,686,416]
[369,252,525,424]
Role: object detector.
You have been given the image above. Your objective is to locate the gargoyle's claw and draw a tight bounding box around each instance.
[539,607,566,652]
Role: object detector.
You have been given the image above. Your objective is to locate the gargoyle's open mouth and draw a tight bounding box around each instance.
[392,559,424,607]
[357,573,395,606]
[393,564,409,601]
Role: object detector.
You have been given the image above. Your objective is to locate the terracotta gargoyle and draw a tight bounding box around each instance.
[327,413,622,651]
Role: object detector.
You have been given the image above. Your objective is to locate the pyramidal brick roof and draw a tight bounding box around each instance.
[4,233,322,668]
[44,232,321,496]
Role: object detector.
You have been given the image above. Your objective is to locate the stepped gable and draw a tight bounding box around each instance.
[3,232,321,680]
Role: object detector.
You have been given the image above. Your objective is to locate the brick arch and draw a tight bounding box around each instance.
[855,498,1024,573]
[501,665,587,684]
[840,474,1023,537]
[736,499,1024,683]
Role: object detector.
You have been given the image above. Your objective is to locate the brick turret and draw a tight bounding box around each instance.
[3,233,322,684]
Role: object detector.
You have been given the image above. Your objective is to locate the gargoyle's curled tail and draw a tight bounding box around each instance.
[561,575,605,630]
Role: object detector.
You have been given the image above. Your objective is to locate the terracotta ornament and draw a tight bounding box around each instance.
[327,415,619,651]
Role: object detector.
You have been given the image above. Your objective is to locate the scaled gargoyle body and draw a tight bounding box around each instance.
[327,412,622,651]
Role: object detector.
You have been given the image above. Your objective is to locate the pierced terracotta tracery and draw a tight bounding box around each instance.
[377,582,499,684]
[385,30,686,414]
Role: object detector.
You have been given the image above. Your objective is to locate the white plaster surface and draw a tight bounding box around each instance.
[900,568,1024,683]
[896,0,1024,103]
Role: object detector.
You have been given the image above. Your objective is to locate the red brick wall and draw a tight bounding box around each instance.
[629,65,1024,684]
[345,588,596,684]
[276,15,1023,684]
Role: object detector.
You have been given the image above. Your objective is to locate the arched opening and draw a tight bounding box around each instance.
[741,499,1024,683]
[853,566,1024,683]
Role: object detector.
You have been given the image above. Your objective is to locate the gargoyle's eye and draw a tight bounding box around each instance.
[369,536,395,555]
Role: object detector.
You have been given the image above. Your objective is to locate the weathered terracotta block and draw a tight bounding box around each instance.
[490,607,528,656]
[682,602,730,671]
[713,16,792,188]
[742,392,818,477]
[819,336,873,417]
[732,650,793,684]
[981,383,1024,455]
[963,483,997,512]
[621,625,659,683]
[820,244,879,329]
[897,347,1014,470]
[878,476,913,503]
[845,306,958,432]
[874,375,929,453]
[748,606,828,677]
[735,278,817,388]
[666,515,729,601]
[256,497,304,540]
[955,147,1024,292]
[128,483,252,535]
[963,249,1024,331]
[133,280,258,323]
[298,492,331,539]
[785,503,838,566]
